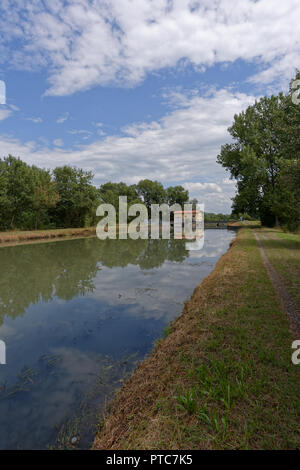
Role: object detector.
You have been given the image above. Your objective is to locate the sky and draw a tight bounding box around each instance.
[0,0,299,213]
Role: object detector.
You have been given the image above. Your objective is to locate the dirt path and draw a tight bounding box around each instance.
[254,231,300,336]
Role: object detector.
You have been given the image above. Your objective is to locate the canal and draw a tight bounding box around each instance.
[0,229,236,449]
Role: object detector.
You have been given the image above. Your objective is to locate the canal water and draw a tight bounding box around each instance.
[0,229,236,449]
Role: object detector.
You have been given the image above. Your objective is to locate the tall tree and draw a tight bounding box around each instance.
[99,182,140,207]
[217,75,300,227]
[32,168,59,229]
[0,156,61,230]
[0,156,36,229]
[52,166,99,228]
[273,160,300,231]
[136,179,166,209]
[0,159,10,230]
[166,185,189,207]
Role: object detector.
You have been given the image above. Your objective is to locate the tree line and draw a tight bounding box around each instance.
[218,72,300,231]
[0,156,192,231]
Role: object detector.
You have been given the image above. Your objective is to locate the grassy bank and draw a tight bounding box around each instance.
[258,229,300,305]
[227,220,261,228]
[93,228,300,450]
[0,227,96,246]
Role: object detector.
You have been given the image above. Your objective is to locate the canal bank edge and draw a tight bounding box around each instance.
[0,227,97,247]
[93,228,300,450]
[0,221,249,248]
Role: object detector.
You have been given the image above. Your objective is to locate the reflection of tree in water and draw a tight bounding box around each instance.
[94,238,189,269]
[138,238,188,269]
[0,239,101,323]
[0,237,189,323]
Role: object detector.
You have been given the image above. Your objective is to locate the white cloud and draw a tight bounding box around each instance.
[183,181,235,213]
[56,112,69,124]
[68,129,92,135]
[0,108,12,120]
[92,122,106,136]
[53,138,63,147]
[184,182,222,193]
[0,88,254,212]
[0,80,5,104]
[93,122,104,128]
[1,0,299,95]
[26,116,43,123]
[222,177,235,185]
[9,104,19,112]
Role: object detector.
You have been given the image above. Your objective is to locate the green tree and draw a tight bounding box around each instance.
[99,182,140,206]
[273,160,300,231]
[0,156,61,230]
[98,182,141,222]
[0,156,36,229]
[52,166,99,228]
[166,185,189,207]
[0,156,59,230]
[0,159,10,230]
[32,168,59,229]
[217,76,300,227]
[136,179,166,210]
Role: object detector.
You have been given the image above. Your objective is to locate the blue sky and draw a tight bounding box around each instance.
[0,0,299,212]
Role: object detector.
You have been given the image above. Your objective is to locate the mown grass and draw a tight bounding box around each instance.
[93,228,299,450]
[258,229,300,305]
[0,227,96,246]
[228,220,261,228]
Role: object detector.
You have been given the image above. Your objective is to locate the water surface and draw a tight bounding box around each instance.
[0,229,235,449]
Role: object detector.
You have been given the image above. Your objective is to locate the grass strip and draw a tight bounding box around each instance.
[93,228,300,450]
[0,227,96,246]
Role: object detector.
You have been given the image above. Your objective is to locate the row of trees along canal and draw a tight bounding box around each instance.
[218,73,300,231]
[0,159,234,231]
[1,73,299,232]
[0,162,191,230]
